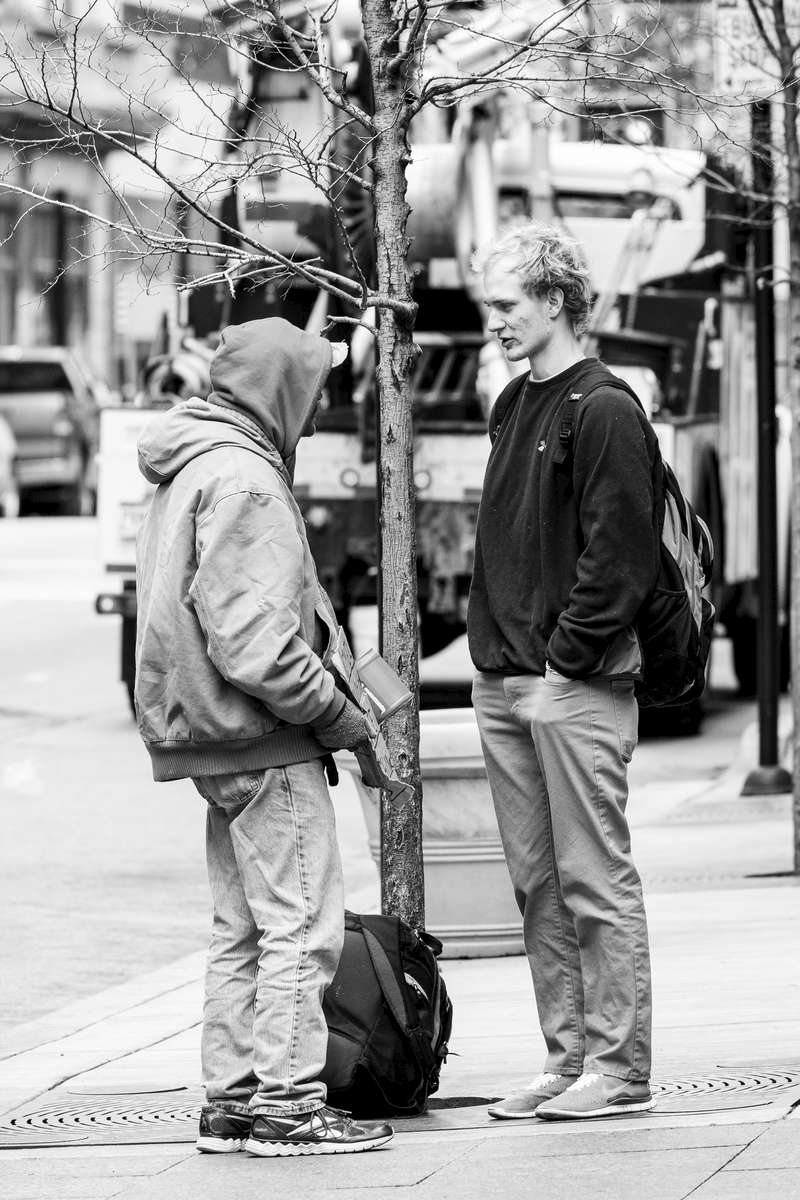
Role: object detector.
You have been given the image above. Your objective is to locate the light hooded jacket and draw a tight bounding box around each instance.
[134,318,345,782]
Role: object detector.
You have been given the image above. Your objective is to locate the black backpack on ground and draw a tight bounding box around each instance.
[555,366,715,708]
[321,910,453,1117]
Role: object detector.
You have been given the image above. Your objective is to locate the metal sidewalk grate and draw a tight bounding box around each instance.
[651,1070,800,1114]
[0,1088,205,1147]
[1,1070,799,1147]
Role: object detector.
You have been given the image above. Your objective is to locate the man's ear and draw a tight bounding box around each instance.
[548,287,565,318]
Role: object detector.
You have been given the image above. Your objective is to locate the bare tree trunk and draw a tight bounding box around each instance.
[361,0,424,927]
[788,249,800,873]
[790,275,800,872]
[779,73,800,872]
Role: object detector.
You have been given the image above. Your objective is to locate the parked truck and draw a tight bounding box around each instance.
[94,340,215,712]
[94,129,722,712]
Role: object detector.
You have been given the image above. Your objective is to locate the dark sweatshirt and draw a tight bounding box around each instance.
[467,358,661,679]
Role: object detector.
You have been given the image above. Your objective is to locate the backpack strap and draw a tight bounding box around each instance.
[489,373,527,444]
[551,389,584,466]
[550,366,644,466]
[361,924,437,1071]
[360,925,412,1032]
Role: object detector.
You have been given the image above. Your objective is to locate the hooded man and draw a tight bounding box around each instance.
[134,317,394,1157]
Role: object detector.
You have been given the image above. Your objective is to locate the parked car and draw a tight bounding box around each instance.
[0,413,19,518]
[0,346,104,515]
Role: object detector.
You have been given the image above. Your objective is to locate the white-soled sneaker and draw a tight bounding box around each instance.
[488,1072,579,1120]
[535,1072,654,1120]
[245,1105,394,1156]
[195,1103,252,1153]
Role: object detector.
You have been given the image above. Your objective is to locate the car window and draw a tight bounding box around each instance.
[0,363,72,392]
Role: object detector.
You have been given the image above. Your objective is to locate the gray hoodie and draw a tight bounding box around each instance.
[134,318,344,782]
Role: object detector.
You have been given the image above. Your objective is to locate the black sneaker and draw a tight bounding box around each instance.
[245,1105,394,1157]
[196,1102,253,1153]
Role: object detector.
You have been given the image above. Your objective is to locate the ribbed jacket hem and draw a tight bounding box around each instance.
[146,727,327,782]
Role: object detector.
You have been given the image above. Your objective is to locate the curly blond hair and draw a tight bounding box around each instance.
[479,221,594,335]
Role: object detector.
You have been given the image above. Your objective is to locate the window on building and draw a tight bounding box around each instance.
[28,204,90,347]
[0,200,16,345]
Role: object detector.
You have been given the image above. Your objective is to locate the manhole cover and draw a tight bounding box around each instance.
[1,1071,799,1147]
[0,1091,205,1147]
[652,1070,800,1114]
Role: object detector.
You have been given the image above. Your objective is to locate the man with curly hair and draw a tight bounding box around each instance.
[468,221,659,1121]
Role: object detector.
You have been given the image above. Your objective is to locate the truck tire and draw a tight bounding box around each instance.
[692,445,724,591]
[729,613,757,697]
[122,613,137,717]
[58,464,95,516]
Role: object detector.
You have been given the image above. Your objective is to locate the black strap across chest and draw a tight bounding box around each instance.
[551,367,643,466]
[489,364,642,456]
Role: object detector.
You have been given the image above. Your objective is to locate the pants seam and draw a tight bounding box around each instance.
[284,766,309,1093]
[505,676,584,1074]
[540,769,584,1072]
[588,679,642,1078]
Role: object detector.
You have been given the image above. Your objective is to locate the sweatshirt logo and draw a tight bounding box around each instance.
[537,440,546,452]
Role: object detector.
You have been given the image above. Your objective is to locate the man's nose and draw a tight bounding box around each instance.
[487,310,503,333]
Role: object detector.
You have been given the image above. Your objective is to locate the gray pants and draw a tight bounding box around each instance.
[193,760,344,1115]
[472,668,651,1082]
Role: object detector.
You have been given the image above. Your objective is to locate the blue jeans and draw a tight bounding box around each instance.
[472,668,652,1082]
[193,760,344,1115]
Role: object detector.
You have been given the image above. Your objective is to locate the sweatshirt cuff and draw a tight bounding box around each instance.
[545,629,589,678]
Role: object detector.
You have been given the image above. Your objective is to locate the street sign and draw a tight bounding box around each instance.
[713,0,800,96]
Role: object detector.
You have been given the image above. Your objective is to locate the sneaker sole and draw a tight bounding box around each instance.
[536,1098,655,1120]
[244,1133,394,1157]
[196,1136,246,1153]
[488,1105,546,1120]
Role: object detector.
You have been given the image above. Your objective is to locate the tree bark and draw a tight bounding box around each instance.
[361,0,424,927]
[779,76,800,872]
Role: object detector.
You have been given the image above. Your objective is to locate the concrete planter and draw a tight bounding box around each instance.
[343,708,524,959]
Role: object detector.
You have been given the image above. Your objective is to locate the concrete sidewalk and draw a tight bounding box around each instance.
[1,728,799,1200]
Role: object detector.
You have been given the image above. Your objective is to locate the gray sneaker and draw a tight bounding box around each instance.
[535,1072,654,1120]
[488,1072,579,1120]
[245,1105,394,1156]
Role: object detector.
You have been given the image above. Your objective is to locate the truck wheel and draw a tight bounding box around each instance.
[692,446,724,589]
[121,614,137,717]
[729,614,757,697]
[58,466,95,516]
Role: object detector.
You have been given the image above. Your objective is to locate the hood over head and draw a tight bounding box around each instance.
[209,317,332,459]
[136,317,335,487]
[137,397,280,486]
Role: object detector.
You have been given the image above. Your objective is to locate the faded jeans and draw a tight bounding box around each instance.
[472,668,652,1082]
[192,760,344,1115]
